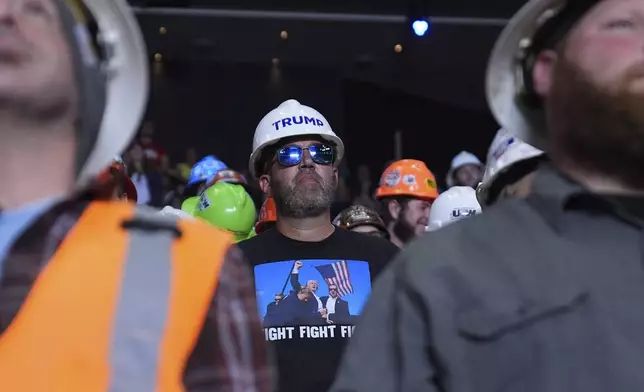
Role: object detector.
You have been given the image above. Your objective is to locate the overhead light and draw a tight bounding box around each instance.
[394,44,403,53]
[159,26,167,35]
[272,58,280,66]
[280,30,288,39]
[412,19,429,36]
[154,53,162,62]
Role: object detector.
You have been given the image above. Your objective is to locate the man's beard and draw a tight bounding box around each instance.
[546,57,644,189]
[392,219,416,244]
[272,169,336,219]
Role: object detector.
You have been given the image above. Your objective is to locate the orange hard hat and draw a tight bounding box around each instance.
[205,169,247,187]
[375,159,438,201]
[255,197,277,233]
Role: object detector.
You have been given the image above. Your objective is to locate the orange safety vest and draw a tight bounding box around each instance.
[0,202,233,391]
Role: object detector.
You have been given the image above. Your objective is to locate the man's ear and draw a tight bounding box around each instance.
[259,174,272,196]
[387,199,402,221]
[333,167,339,184]
[532,49,558,98]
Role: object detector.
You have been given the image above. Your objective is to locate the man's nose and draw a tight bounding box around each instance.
[0,1,17,23]
[300,148,314,167]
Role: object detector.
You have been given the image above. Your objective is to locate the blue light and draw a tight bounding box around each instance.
[412,19,429,36]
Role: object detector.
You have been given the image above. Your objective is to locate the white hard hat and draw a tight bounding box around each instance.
[486,0,597,150]
[477,128,545,206]
[74,0,148,188]
[446,151,483,188]
[248,99,344,178]
[159,206,195,220]
[427,186,482,231]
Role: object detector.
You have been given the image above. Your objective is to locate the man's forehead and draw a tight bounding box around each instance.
[409,198,431,207]
[580,0,644,24]
[277,136,326,148]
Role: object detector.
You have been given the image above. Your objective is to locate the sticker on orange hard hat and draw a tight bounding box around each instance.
[426,178,437,189]
[403,174,416,185]
[384,170,401,187]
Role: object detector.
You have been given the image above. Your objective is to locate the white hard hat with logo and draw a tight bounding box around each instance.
[248,99,345,178]
[445,151,483,188]
[476,128,545,206]
[426,186,482,231]
[67,0,149,188]
[486,0,599,150]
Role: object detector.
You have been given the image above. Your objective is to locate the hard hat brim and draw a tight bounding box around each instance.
[77,0,149,188]
[476,153,545,206]
[486,0,565,151]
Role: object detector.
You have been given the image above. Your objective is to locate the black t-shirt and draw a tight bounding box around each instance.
[238,227,399,392]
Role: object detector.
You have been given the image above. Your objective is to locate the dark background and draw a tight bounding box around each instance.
[131,0,526,184]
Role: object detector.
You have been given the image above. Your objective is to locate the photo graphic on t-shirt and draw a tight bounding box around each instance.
[255,259,372,341]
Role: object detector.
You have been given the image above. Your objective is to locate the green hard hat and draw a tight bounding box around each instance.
[194,182,257,240]
[242,227,257,241]
[181,196,199,215]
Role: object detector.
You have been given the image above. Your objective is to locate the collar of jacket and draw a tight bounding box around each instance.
[529,163,643,230]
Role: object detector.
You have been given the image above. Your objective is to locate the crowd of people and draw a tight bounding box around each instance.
[1,0,643,391]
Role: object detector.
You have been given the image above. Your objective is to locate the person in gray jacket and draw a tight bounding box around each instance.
[331,0,644,391]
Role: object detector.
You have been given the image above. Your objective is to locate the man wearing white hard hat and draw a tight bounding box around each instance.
[0,1,271,390]
[333,0,644,390]
[239,99,397,392]
[445,151,484,188]
[476,128,546,207]
[426,186,481,231]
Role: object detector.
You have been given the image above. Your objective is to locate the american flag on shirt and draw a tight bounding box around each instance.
[314,260,354,297]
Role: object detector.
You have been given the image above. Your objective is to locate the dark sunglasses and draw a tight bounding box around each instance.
[276,143,335,167]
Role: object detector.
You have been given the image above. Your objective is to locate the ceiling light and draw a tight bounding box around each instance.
[412,19,429,36]
[154,53,162,62]
[394,44,403,53]
[159,26,167,35]
[280,30,288,39]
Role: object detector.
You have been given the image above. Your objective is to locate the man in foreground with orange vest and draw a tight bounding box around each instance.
[375,159,439,247]
[0,1,272,391]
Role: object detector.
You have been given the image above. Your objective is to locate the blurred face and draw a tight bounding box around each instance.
[261,139,338,219]
[110,186,128,202]
[455,164,483,188]
[534,0,644,188]
[297,291,309,301]
[328,285,339,298]
[139,122,154,145]
[0,0,76,122]
[306,280,318,292]
[129,144,144,162]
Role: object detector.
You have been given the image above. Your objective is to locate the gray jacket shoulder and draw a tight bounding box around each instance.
[400,198,577,305]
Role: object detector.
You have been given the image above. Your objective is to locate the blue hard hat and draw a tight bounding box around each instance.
[187,155,228,186]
